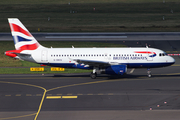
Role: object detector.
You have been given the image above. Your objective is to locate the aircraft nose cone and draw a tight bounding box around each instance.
[170,56,175,64]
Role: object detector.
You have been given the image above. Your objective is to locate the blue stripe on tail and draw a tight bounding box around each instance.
[13,36,32,44]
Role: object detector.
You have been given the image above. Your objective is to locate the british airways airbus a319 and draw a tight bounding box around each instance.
[5,18,175,79]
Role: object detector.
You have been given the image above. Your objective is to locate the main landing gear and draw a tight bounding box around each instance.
[90,67,98,79]
[90,72,97,79]
[147,68,151,78]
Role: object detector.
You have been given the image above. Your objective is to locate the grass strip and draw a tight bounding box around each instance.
[0,67,91,74]
[0,1,179,32]
[1,0,180,4]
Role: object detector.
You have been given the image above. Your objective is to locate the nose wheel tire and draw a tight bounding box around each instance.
[147,68,151,78]
[148,73,151,78]
[90,72,97,79]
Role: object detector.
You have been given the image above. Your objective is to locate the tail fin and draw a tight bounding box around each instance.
[8,18,42,50]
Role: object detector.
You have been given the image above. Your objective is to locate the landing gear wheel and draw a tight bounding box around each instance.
[90,72,97,79]
[148,73,151,78]
[147,68,151,78]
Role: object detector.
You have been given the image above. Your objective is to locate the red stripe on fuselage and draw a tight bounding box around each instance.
[10,23,32,37]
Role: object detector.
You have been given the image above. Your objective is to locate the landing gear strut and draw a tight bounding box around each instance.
[147,68,151,78]
[90,67,98,79]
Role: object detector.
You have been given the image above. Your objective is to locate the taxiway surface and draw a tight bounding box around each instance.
[1,32,180,119]
[0,65,180,120]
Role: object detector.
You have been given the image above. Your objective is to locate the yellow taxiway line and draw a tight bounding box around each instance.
[62,96,78,99]
[46,96,78,99]
[46,96,61,99]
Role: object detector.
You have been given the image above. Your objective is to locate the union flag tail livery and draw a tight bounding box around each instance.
[5,18,45,59]
[5,18,175,79]
[8,18,43,50]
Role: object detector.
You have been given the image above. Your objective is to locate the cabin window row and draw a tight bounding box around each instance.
[51,54,143,57]
[51,54,107,57]
[113,54,142,57]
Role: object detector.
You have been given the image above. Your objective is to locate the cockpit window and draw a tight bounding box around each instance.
[159,52,167,57]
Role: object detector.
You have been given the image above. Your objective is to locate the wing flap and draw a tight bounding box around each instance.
[73,59,110,67]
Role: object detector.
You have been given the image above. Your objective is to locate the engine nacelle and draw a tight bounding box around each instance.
[101,65,127,75]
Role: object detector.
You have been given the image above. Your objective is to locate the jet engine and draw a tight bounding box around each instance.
[101,65,127,75]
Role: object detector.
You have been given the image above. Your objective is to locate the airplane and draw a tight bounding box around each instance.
[5,18,175,79]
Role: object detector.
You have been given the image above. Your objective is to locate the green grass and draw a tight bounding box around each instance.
[1,0,180,4]
[0,1,180,32]
[1,0,179,74]
[0,67,92,74]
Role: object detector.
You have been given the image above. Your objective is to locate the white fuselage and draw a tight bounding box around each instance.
[28,47,175,69]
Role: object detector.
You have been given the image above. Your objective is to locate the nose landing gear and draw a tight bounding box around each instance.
[147,68,151,78]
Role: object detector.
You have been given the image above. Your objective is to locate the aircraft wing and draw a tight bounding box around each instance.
[73,59,119,67]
